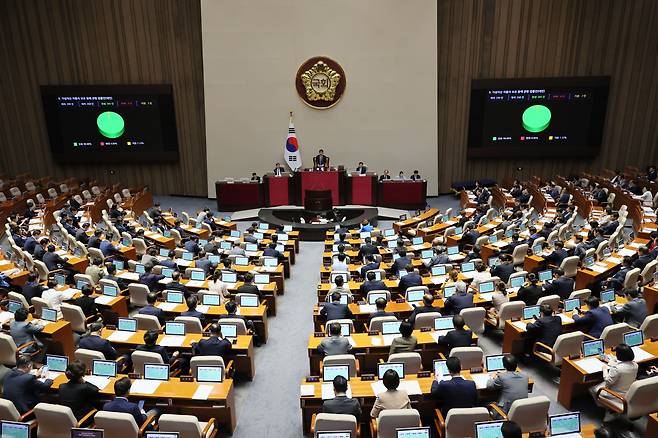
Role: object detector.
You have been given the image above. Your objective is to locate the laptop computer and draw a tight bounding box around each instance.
[182,252,194,261]
[164,322,186,336]
[381,321,402,335]
[143,363,170,381]
[443,285,456,298]
[315,432,352,438]
[0,421,30,438]
[202,294,221,306]
[434,317,454,331]
[7,301,22,313]
[478,281,495,294]
[41,307,58,322]
[102,284,118,297]
[600,289,615,303]
[474,420,504,438]
[368,292,389,305]
[161,268,175,278]
[378,362,404,379]
[523,305,540,320]
[166,291,184,304]
[548,412,581,436]
[117,317,137,332]
[396,427,430,438]
[538,269,552,282]
[218,323,238,339]
[582,339,604,357]
[239,295,259,308]
[406,289,425,303]
[190,270,206,281]
[509,276,525,289]
[254,273,270,284]
[196,365,224,383]
[461,262,475,273]
[323,364,350,382]
[92,360,117,378]
[623,330,643,347]
[485,355,506,372]
[447,246,459,256]
[46,354,68,373]
[564,298,580,312]
[431,265,447,276]
[144,433,180,438]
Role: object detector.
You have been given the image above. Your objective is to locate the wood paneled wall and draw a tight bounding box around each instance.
[437,0,658,191]
[0,0,207,196]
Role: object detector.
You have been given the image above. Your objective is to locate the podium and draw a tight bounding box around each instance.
[296,169,346,206]
[378,180,427,209]
[304,190,332,212]
[215,180,263,211]
[263,173,293,206]
[347,172,377,205]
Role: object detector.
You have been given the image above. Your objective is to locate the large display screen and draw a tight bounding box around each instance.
[467,77,609,158]
[41,84,179,163]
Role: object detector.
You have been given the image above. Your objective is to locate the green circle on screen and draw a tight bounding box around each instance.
[522,105,551,133]
[97,111,125,138]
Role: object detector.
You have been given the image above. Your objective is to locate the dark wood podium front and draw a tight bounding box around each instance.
[304,190,332,212]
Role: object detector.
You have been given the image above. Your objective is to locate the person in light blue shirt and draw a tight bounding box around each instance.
[360,220,374,232]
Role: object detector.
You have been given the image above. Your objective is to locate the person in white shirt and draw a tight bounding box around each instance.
[41,278,67,310]
[637,188,653,207]
[469,263,492,288]
[331,253,349,272]
[195,208,209,225]
[206,271,230,302]
[397,171,406,180]
[588,343,638,421]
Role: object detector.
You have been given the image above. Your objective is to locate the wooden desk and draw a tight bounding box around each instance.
[574,240,649,289]
[100,328,255,380]
[647,413,658,438]
[393,208,440,234]
[0,256,29,286]
[50,373,237,433]
[643,285,658,314]
[558,340,658,409]
[35,319,75,359]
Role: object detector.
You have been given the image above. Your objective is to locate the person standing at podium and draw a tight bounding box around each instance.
[313,149,329,171]
[356,162,367,175]
[273,163,286,176]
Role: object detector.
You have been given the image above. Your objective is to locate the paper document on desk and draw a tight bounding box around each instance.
[84,376,111,390]
[399,380,422,395]
[589,265,609,273]
[0,312,14,325]
[470,373,492,389]
[185,280,205,288]
[108,331,134,342]
[120,272,140,281]
[381,334,398,346]
[300,384,315,397]
[61,288,78,300]
[55,250,68,257]
[0,259,10,266]
[158,303,178,312]
[511,321,527,331]
[370,337,382,346]
[492,241,508,248]
[159,278,174,285]
[430,331,450,343]
[617,249,636,257]
[574,357,604,374]
[431,276,448,285]
[196,305,209,314]
[130,379,161,395]
[322,382,351,400]
[478,292,494,302]
[605,256,623,264]
[629,242,643,248]
[192,384,214,400]
[558,313,574,324]
[160,336,185,347]
[346,336,356,347]
[359,304,376,313]
[95,295,115,305]
[632,347,655,362]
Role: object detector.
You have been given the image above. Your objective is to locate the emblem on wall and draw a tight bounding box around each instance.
[295,57,346,109]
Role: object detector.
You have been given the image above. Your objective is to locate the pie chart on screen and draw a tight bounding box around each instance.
[97,111,125,138]
[522,104,551,133]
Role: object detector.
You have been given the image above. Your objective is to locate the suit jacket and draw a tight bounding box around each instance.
[486,371,529,412]
[87,236,101,249]
[105,274,128,290]
[526,315,562,346]
[103,397,147,428]
[184,240,201,254]
[443,293,474,315]
[139,272,165,291]
[573,306,613,338]
[358,243,379,259]
[491,264,515,283]
[633,254,653,271]
[43,251,66,270]
[74,295,98,317]
[24,237,37,254]
[192,336,232,359]
[236,283,261,299]
[318,336,352,356]
[518,284,543,306]
[545,248,568,266]
[139,305,166,325]
[437,328,473,350]
[99,240,120,257]
[21,281,45,303]
[3,369,53,414]
[360,262,381,278]
[408,305,438,325]
[75,229,89,244]
[601,220,619,236]
[392,257,411,275]
[136,343,171,363]
[195,258,215,276]
[322,395,362,418]
[167,281,191,298]
[431,376,478,416]
[320,302,353,321]
[10,320,43,352]
[619,298,647,327]
[33,244,46,261]
[59,381,100,419]
[273,166,285,176]
[369,311,394,324]
[389,335,418,354]
[542,276,574,300]
[399,273,423,291]
[79,334,118,360]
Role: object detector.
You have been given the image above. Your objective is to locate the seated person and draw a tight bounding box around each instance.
[542,268,574,300]
[358,238,378,261]
[501,421,523,438]
[10,307,44,357]
[59,360,100,420]
[573,296,613,338]
[398,264,423,292]
[192,323,232,360]
[587,343,638,421]
[489,282,510,316]
[139,292,166,326]
[139,264,165,291]
[102,377,158,430]
[21,272,45,303]
[544,241,568,266]
[437,315,473,351]
[181,295,205,326]
[391,249,410,275]
[328,274,352,299]
[167,271,191,298]
[616,288,647,327]
[443,282,474,315]
[79,322,118,360]
[360,269,388,294]
[263,242,282,260]
[136,328,181,366]
[525,304,562,348]
[3,355,53,414]
[370,369,411,418]
[369,297,394,323]
[321,291,354,321]
[322,375,362,418]
[74,284,99,318]
[491,255,515,283]
[408,294,439,326]
[236,272,261,299]
[517,273,543,306]
[207,270,231,300]
[318,322,353,356]
[104,263,129,290]
[331,253,349,272]
[431,357,477,417]
[389,321,417,355]
[486,354,529,413]
[423,246,449,268]
[41,278,67,310]
[140,248,159,269]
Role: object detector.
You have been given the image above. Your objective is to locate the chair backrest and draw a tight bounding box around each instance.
[74,273,95,286]
[595,241,609,260]
[560,256,580,278]
[625,375,658,418]
[640,314,658,339]
[460,307,486,334]
[600,323,633,349]
[128,283,150,307]
[0,192,6,203]
[219,318,248,335]
[133,238,148,256]
[641,260,658,285]
[74,348,106,369]
[553,331,585,366]
[369,316,398,332]
[497,301,525,329]
[444,407,490,438]
[34,402,78,438]
[174,316,204,334]
[511,244,529,265]
[170,228,182,245]
[88,247,104,262]
[8,291,29,309]
[623,268,641,290]
[0,399,21,422]
[507,396,550,433]
[568,289,591,303]
[388,352,422,374]
[47,188,58,198]
[131,350,164,375]
[190,356,226,379]
[536,294,561,312]
[507,270,528,287]
[325,319,354,334]
[34,260,50,281]
[413,311,442,329]
[366,290,391,303]
[314,413,358,436]
[405,285,429,297]
[31,297,49,317]
[449,347,483,369]
[36,193,46,204]
[323,354,359,377]
[60,303,87,333]
[0,333,17,366]
[93,411,140,437]
[114,193,122,204]
[59,184,69,193]
[376,409,421,438]
[158,413,204,438]
[133,314,161,331]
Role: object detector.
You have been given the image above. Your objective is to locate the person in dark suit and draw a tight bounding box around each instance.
[526,304,562,348]
[23,230,41,254]
[437,315,473,352]
[398,264,423,292]
[584,228,605,251]
[318,322,353,356]
[360,270,388,294]
[58,360,100,419]
[75,223,91,244]
[313,148,329,170]
[167,271,191,299]
[3,355,53,414]
[184,236,201,255]
[616,289,647,327]
[355,162,368,175]
[104,263,129,290]
[633,246,653,271]
[87,230,102,249]
[544,241,568,266]
[10,308,44,356]
[379,170,391,181]
[263,242,282,260]
[410,170,422,181]
[517,273,544,306]
[136,329,181,365]
[158,250,178,269]
[21,273,45,303]
[219,301,256,335]
[321,292,354,321]
[236,272,261,299]
[360,255,381,279]
[322,375,362,418]
[32,238,49,261]
[369,298,394,324]
[502,234,525,255]
[604,256,633,292]
[424,247,450,268]
[99,239,121,257]
[102,377,158,430]
[460,224,480,249]
[408,294,439,326]
[391,249,411,276]
[139,293,166,326]
[74,284,99,318]
[192,323,232,360]
[485,355,529,413]
[491,255,515,283]
[139,264,165,292]
[273,163,286,176]
[430,357,477,416]
[42,244,68,271]
[79,323,118,359]
[573,296,613,338]
[542,268,574,300]
[600,213,620,236]
[358,237,378,259]
[181,296,205,325]
[443,285,474,315]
